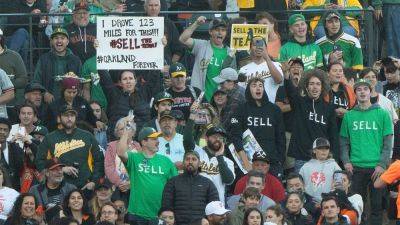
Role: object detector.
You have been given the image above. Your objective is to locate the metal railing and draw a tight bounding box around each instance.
[0,9,379,76]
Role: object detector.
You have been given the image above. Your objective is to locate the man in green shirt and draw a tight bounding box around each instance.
[340,79,393,225]
[117,126,178,224]
[315,11,363,70]
[279,14,323,71]
[179,16,236,101]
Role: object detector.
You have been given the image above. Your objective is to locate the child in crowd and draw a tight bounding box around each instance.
[299,137,341,203]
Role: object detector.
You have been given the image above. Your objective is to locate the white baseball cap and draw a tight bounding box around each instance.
[213,68,238,84]
[205,201,231,216]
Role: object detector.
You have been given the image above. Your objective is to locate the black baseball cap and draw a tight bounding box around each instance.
[59,104,78,116]
[252,151,270,163]
[206,126,227,137]
[209,19,227,30]
[95,178,113,191]
[45,158,65,170]
[24,82,46,94]
[312,137,330,149]
[289,58,304,69]
[159,110,176,121]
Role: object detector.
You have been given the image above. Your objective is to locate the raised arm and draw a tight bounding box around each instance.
[116,120,134,163]
[179,16,207,49]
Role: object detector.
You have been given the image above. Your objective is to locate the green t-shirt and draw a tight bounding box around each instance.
[82,56,108,109]
[316,33,363,70]
[340,106,393,168]
[205,44,228,101]
[125,152,178,219]
[279,41,323,71]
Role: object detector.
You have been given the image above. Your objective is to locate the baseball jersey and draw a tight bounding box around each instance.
[316,33,363,70]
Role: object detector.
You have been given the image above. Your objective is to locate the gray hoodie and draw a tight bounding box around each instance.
[299,158,341,202]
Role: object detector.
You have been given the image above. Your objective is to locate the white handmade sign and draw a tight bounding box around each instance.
[96,16,164,70]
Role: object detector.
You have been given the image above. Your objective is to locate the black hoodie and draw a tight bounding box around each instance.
[230,82,286,165]
[65,22,97,63]
[284,78,339,161]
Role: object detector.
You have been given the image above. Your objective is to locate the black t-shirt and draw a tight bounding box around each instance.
[167,86,201,121]
[46,185,62,209]
[383,82,400,96]
[275,86,293,132]
[330,89,349,128]
[331,90,349,109]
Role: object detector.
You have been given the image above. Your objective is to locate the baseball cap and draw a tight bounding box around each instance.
[45,158,65,170]
[326,12,341,21]
[289,58,304,69]
[171,110,184,121]
[206,126,227,138]
[159,110,176,121]
[213,89,227,95]
[138,127,162,142]
[288,14,305,26]
[183,151,200,160]
[312,137,330,149]
[209,19,227,30]
[353,79,372,91]
[74,1,89,11]
[205,201,230,216]
[213,68,238,84]
[24,82,46,94]
[59,104,78,116]
[252,151,270,163]
[32,125,49,136]
[154,92,174,104]
[51,27,69,39]
[169,62,187,78]
[95,178,112,191]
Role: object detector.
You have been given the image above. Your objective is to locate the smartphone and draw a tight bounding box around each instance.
[333,45,342,52]
[333,173,344,190]
[255,39,265,48]
[18,126,26,136]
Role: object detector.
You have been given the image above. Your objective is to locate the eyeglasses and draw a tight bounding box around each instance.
[165,143,170,155]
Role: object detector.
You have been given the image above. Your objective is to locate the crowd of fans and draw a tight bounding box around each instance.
[0,0,400,225]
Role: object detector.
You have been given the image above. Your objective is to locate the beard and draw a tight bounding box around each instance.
[207,139,222,152]
[185,164,197,174]
[61,120,75,129]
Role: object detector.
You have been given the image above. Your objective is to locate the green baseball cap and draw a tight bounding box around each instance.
[288,14,306,26]
[154,92,174,104]
[353,79,372,91]
[51,27,69,39]
[169,62,187,78]
[138,127,162,142]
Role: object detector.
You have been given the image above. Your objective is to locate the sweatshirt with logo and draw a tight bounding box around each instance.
[230,82,286,165]
[284,78,339,161]
[35,128,104,188]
